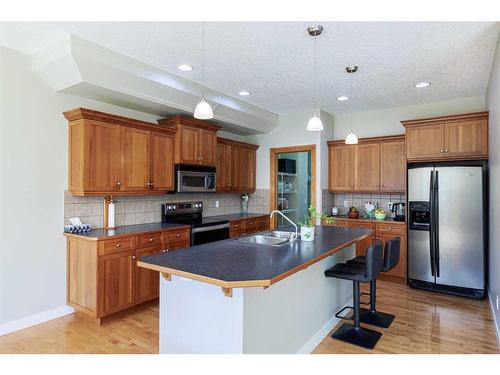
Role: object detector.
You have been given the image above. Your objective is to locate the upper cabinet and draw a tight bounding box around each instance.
[402,112,488,162]
[216,138,259,193]
[64,108,176,196]
[157,116,220,167]
[328,135,406,193]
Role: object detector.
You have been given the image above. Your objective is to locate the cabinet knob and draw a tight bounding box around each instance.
[116,243,121,247]
[116,181,121,187]
[381,184,384,187]
[389,227,392,230]
[445,149,449,153]
[176,233,181,238]
[351,184,355,187]
[149,238,154,242]
[440,149,444,153]
[132,255,136,260]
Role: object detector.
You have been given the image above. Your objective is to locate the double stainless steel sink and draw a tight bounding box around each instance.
[235,231,296,247]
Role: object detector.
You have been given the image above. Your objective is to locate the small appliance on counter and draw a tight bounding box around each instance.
[390,202,406,221]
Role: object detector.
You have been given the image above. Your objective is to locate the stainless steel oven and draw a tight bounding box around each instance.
[175,164,216,193]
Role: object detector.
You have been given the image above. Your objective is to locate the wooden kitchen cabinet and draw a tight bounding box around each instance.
[64,108,177,196]
[157,116,221,167]
[328,145,354,191]
[216,143,231,191]
[328,135,405,193]
[354,144,380,192]
[229,215,270,238]
[99,250,136,316]
[217,138,259,193]
[122,126,150,192]
[402,111,488,161]
[150,132,175,191]
[65,225,191,324]
[86,120,122,193]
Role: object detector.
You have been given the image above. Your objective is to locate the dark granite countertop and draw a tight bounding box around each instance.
[206,212,269,221]
[138,225,372,288]
[63,222,189,240]
[326,215,406,224]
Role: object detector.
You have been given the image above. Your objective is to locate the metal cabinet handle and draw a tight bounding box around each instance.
[116,181,121,187]
[445,149,449,153]
[116,243,121,247]
[132,255,136,260]
[149,238,154,242]
[440,149,444,153]
[351,184,355,187]
[176,233,181,238]
[380,184,384,187]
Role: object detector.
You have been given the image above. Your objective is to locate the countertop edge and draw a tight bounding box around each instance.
[63,224,191,240]
[137,231,371,290]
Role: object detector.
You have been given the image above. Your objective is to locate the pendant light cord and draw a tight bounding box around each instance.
[202,21,205,99]
[349,71,353,133]
[314,34,317,116]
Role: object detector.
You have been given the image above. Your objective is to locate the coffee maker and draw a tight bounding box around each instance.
[391,203,406,222]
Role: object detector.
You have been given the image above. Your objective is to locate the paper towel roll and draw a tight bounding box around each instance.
[108,202,116,228]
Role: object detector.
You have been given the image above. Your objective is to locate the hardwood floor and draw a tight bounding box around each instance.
[0,281,498,354]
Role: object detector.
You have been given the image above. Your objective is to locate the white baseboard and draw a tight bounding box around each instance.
[0,305,75,337]
[488,290,500,352]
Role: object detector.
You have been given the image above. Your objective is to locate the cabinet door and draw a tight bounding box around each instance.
[377,234,406,280]
[122,127,150,192]
[348,222,376,256]
[354,144,380,192]
[216,143,231,191]
[150,132,175,191]
[99,250,135,316]
[135,246,162,304]
[406,124,444,160]
[87,120,122,192]
[199,129,217,165]
[230,147,244,191]
[380,141,406,193]
[178,125,199,164]
[444,119,488,158]
[242,148,256,192]
[328,145,354,191]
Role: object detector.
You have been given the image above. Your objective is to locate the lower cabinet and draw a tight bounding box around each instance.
[229,215,270,238]
[66,226,190,324]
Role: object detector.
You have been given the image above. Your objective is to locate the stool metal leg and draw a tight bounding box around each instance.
[359,279,395,328]
[331,281,382,350]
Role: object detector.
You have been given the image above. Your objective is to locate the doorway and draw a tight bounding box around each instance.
[270,145,316,228]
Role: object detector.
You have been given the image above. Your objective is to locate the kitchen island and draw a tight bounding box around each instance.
[138,225,371,353]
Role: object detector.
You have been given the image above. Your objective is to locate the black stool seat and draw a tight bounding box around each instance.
[346,237,401,328]
[324,241,384,350]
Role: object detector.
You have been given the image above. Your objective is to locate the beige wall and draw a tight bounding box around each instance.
[486,33,500,338]
[332,96,486,140]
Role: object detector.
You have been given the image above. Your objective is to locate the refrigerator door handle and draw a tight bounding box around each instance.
[434,170,440,278]
[429,170,435,277]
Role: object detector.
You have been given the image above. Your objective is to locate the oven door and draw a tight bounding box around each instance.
[192,224,230,245]
[177,171,215,192]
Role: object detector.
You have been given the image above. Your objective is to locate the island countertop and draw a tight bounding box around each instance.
[138,225,371,290]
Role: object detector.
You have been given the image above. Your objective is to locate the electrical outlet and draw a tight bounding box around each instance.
[215,200,219,208]
[496,295,499,311]
[344,200,349,208]
[388,202,393,210]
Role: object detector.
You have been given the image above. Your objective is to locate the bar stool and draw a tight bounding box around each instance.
[324,241,384,349]
[347,237,401,328]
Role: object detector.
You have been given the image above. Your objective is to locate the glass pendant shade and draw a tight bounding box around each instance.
[345,132,359,145]
[194,98,214,120]
[306,115,324,131]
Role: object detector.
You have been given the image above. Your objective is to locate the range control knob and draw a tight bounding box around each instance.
[167,205,172,210]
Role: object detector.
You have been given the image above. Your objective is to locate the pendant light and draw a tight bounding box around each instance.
[194,22,214,120]
[345,65,359,144]
[306,25,324,131]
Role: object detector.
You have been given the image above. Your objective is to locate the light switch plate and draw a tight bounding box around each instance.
[215,200,219,208]
[496,295,499,310]
[344,200,349,208]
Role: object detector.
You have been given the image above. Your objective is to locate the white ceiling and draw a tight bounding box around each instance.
[1,22,499,114]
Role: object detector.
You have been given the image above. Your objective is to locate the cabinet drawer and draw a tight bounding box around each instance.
[101,236,136,255]
[159,240,190,253]
[376,223,405,235]
[230,220,246,232]
[164,228,190,244]
[348,222,376,230]
[138,232,164,248]
[246,218,257,230]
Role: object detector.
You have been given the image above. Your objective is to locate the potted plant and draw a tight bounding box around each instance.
[299,206,334,241]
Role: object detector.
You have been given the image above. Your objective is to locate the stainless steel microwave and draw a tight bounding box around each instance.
[175,164,216,193]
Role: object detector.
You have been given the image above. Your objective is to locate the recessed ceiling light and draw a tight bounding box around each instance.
[337,96,349,101]
[238,91,251,96]
[414,82,431,88]
[177,64,194,72]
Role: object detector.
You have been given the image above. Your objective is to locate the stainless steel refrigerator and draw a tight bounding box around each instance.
[408,162,487,299]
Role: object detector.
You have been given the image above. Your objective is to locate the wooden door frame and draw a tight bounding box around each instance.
[270,145,316,228]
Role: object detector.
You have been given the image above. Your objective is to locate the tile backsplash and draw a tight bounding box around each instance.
[64,189,271,228]
[321,189,405,216]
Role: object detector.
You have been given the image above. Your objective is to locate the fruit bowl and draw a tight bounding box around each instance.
[374,212,386,220]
